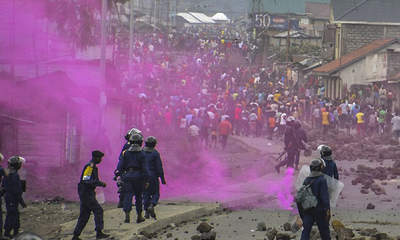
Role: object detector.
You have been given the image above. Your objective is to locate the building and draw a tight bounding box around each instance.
[303,2,330,37]
[313,38,400,101]
[331,0,400,58]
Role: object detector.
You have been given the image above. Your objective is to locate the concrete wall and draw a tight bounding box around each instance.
[387,50,400,78]
[341,24,400,56]
[337,44,400,89]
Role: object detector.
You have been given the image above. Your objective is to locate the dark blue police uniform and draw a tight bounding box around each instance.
[116,143,131,208]
[300,175,331,240]
[143,149,165,211]
[0,167,6,236]
[73,162,105,237]
[117,148,148,214]
[322,156,339,180]
[3,170,25,237]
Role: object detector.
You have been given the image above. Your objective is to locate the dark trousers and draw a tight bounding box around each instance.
[294,150,301,168]
[276,149,297,169]
[301,211,331,240]
[0,199,3,235]
[123,178,144,214]
[220,135,228,149]
[143,177,160,210]
[4,197,19,236]
[73,185,104,236]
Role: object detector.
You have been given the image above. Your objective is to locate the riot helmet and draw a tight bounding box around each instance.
[310,158,324,172]
[145,136,157,149]
[129,133,143,146]
[125,128,142,141]
[8,156,25,170]
[319,145,332,158]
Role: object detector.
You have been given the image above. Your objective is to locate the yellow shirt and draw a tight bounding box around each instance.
[322,111,329,125]
[273,93,281,102]
[356,112,364,124]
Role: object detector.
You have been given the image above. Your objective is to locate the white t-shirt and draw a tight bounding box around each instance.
[391,116,400,131]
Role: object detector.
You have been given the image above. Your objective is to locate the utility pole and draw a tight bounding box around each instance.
[166,0,170,30]
[129,0,135,80]
[286,15,291,64]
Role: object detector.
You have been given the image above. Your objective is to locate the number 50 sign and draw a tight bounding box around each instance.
[254,13,271,28]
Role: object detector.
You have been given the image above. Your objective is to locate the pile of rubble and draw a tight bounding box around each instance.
[191,222,217,240]
[307,128,400,162]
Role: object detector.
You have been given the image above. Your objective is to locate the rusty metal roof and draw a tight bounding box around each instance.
[313,38,398,75]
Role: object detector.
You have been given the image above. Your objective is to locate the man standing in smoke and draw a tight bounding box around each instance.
[294,121,308,170]
[72,151,109,240]
[275,116,299,173]
[218,116,233,150]
[0,153,6,239]
[117,134,149,224]
[143,136,166,219]
[115,128,143,208]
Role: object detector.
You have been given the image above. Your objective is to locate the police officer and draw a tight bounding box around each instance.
[299,159,331,240]
[117,134,149,224]
[320,145,339,180]
[115,128,143,208]
[3,156,26,239]
[0,153,6,239]
[72,151,109,240]
[294,121,308,170]
[275,116,299,173]
[143,137,166,219]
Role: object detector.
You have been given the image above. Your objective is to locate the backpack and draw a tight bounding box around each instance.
[295,179,318,211]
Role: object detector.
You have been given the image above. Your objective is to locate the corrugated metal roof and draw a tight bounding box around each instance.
[314,38,398,74]
[188,12,215,24]
[177,12,202,24]
[332,0,400,23]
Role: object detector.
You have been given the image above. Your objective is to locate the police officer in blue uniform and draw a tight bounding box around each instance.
[115,128,143,208]
[0,153,7,239]
[72,151,109,240]
[117,134,149,224]
[143,136,166,219]
[299,159,331,240]
[320,145,339,180]
[3,156,26,239]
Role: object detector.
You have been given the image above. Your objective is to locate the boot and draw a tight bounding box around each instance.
[148,204,157,219]
[71,235,82,240]
[144,210,150,219]
[124,211,130,223]
[96,231,110,239]
[275,165,280,174]
[3,231,11,239]
[136,211,146,223]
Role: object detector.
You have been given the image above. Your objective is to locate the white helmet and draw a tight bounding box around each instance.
[287,116,296,122]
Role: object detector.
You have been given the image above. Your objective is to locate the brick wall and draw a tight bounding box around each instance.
[341,24,400,56]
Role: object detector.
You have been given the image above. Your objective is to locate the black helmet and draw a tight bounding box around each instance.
[320,145,332,158]
[310,158,324,172]
[8,156,25,170]
[145,136,157,149]
[129,133,143,145]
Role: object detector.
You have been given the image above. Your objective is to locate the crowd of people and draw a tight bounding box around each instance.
[116,26,400,155]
